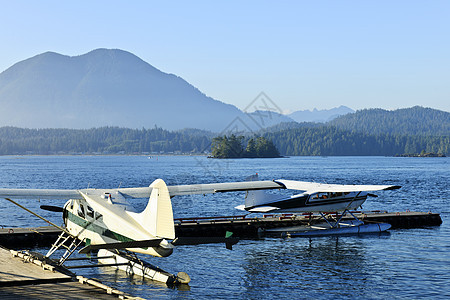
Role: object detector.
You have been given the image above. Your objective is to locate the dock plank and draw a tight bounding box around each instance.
[0,247,141,299]
[0,281,121,299]
[0,247,71,285]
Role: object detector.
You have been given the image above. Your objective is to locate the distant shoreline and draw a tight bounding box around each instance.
[3,154,448,158]
[394,152,446,157]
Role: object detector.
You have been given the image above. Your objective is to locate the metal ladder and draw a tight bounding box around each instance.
[46,230,85,265]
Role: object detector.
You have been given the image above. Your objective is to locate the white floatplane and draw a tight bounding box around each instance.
[232,175,401,236]
[165,174,400,236]
[0,179,191,284]
[0,176,400,282]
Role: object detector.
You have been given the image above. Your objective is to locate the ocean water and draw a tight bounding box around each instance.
[0,155,448,299]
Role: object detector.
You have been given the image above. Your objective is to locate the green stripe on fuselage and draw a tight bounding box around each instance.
[66,210,141,246]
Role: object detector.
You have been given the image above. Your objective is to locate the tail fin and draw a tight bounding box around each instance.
[244,173,279,208]
[137,179,175,240]
[245,190,279,208]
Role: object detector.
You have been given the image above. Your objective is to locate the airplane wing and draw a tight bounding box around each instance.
[166,180,284,196]
[79,239,163,254]
[0,179,400,200]
[275,180,401,193]
[0,188,81,199]
[0,187,152,200]
[111,181,284,198]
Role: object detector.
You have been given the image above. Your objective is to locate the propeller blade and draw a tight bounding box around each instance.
[40,205,64,212]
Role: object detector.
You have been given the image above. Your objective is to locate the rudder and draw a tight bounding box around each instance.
[137,179,175,240]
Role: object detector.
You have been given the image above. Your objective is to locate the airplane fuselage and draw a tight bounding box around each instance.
[244,191,368,213]
[63,190,174,257]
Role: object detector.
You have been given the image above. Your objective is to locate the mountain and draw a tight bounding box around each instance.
[288,105,354,123]
[246,111,296,128]
[0,49,245,131]
[328,106,450,136]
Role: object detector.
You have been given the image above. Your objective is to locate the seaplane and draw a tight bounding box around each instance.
[165,174,401,237]
[0,179,192,285]
[0,175,400,283]
[233,174,402,236]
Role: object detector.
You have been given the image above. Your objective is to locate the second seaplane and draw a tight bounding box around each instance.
[0,176,400,283]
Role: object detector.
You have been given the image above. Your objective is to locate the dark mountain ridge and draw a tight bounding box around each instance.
[288,105,354,123]
[0,49,244,131]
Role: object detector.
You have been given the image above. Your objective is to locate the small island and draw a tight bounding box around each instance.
[395,151,446,157]
[210,135,281,158]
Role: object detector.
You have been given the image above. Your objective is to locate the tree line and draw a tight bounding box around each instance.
[0,125,447,156]
[0,126,210,155]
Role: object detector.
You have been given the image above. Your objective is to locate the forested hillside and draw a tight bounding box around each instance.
[329,106,449,136]
[0,107,448,156]
[264,126,449,156]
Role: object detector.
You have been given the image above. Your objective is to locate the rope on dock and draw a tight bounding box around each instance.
[10,250,55,272]
[76,276,145,299]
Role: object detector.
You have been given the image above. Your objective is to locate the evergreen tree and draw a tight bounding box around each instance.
[244,138,257,158]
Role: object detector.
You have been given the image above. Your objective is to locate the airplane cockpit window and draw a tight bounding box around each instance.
[310,192,333,200]
[77,204,85,219]
[86,206,94,218]
[95,212,103,220]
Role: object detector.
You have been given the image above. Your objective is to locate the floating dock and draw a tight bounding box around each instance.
[174,210,442,240]
[0,247,142,299]
[0,211,440,248]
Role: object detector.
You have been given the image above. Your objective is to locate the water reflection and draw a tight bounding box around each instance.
[242,235,391,299]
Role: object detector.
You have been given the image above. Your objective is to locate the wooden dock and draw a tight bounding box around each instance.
[0,247,143,299]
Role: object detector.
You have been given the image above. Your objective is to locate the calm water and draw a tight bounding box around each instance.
[0,156,448,299]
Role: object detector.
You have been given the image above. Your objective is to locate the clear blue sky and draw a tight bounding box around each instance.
[1,1,449,113]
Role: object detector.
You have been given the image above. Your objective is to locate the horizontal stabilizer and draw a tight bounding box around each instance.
[235,204,280,213]
[40,205,64,212]
[235,204,246,211]
[79,239,163,254]
[248,206,280,213]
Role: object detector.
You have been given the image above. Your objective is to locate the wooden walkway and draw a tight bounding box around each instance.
[0,247,143,299]
[0,282,131,300]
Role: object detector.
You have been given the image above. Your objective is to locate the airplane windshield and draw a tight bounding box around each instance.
[86,206,94,218]
[309,192,346,200]
[77,204,85,219]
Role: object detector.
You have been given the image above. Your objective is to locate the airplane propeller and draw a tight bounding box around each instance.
[40,205,64,212]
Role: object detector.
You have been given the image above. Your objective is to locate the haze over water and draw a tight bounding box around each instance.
[0,155,448,299]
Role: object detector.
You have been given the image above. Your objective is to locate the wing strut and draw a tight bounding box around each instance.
[4,198,68,234]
